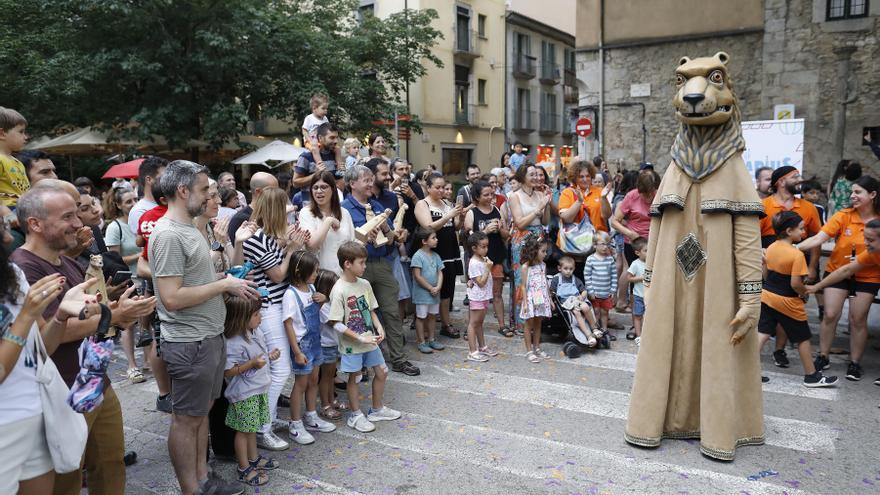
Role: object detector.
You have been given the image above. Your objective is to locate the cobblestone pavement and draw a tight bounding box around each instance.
[111,283,880,494]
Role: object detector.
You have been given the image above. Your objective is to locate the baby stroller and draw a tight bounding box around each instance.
[553,293,611,358]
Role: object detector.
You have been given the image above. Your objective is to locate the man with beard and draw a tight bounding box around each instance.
[755,166,772,200]
[342,164,420,376]
[293,122,341,191]
[758,165,821,369]
[149,160,259,495]
[11,185,156,494]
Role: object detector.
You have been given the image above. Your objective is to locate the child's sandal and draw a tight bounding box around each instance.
[249,455,278,470]
[321,404,342,420]
[238,465,269,486]
[332,399,350,412]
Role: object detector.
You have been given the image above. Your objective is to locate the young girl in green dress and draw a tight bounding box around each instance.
[223,295,282,486]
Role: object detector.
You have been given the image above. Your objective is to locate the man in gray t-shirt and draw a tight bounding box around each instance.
[148,160,259,495]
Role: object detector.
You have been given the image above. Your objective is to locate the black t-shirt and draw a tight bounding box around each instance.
[227,206,253,243]
[10,248,87,387]
[472,206,506,264]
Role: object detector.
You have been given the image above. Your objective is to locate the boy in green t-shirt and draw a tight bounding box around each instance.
[328,241,401,433]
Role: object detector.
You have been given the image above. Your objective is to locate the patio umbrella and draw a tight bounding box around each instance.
[102,158,144,179]
[232,139,307,168]
[27,126,138,154]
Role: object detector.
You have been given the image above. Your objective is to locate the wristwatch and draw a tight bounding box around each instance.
[211,240,225,252]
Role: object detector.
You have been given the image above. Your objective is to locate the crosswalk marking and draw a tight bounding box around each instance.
[333,411,809,495]
[436,337,840,400]
[400,361,835,454]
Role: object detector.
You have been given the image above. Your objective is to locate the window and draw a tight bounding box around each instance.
[357,1,375,22]
[515,88,532,129]
[826,0,869,20]
[456,6,471,51]
[455,65,471,124]
[515,33,531,55]
[477,79,487,105]
[442,148,472,177]
[478,14,487,37]
[563,48,576,72]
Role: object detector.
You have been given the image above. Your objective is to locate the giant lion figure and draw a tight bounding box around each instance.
[624,52,765,461]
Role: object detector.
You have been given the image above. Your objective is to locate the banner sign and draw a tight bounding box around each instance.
[741,118,804,183]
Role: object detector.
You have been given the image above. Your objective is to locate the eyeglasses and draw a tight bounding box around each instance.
[312,184,331,191]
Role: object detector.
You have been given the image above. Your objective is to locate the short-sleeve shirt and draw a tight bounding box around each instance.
[295,149,337,179]
[298,207,355,275]
[627,259,647,298]
[302,113,329,140]
[129,198,158,236]
[761,241,808,321]
[149,217,225,342]
[821,208,880,283]
[319,303,337,348]
[342,196,395,259]
[137,204,167,260]
[282,286,314,340]
[558,186,608,232]
[856,249,880,269]
[0,154,29,207]
[467,257,493,302]
[619,189,652,241]
[224,330,271,404]
[509,153,526,170]
[242,229,288,307]
[328,277,379,355]
[410,248,442,305]
[104,218,139,271]
[760,196,821,238]
[9,249,87,387]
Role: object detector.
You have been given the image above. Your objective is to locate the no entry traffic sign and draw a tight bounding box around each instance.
[575,118,593,137]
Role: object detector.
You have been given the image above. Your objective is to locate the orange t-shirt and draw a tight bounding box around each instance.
[856,249,880,268]
[761,240,808,321]
[822,209,880,283]
[759,196,821,238]
[558,186,608,232]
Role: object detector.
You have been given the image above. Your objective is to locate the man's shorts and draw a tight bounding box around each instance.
[591,296,614,311]
[340,347,386,373]
[758,303,811,344]
[162,334,225,416]
[322,345,340,365]
[415,303,440,319]
[632,295,645,316]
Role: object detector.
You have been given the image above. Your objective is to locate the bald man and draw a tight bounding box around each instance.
[226,171,278,240]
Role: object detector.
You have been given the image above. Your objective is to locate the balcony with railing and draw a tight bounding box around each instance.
[564,68,576,87]
[454,29,480,60]
[564,84,579,104]
[539,112,560,135]
[540,62,561,85]
[512,53,536,79]
[512,109,536,133]
[454,102,477,126]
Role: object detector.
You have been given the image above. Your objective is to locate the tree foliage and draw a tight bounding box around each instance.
[0,0,442,156]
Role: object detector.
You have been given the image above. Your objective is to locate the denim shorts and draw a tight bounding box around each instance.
[632,295,645,316]
[291,334,324,376]
[321,345,340,364]
[339,347,385,373]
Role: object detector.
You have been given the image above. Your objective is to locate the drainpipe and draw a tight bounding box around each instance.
[598,0,605,156]
[830,45,858,182]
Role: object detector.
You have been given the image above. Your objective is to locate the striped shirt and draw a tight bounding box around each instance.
[584,253,617,299]
[242,229,288,307]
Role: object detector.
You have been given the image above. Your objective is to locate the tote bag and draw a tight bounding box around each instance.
[34,327,88,473]
[556,208,596,256]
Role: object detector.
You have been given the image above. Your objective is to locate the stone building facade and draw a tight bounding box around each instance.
[575,0,879,183]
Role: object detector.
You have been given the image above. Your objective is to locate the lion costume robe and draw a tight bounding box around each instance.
[624,53,765,461]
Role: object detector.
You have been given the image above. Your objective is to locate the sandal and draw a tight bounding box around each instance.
[439,324,461,339]
[127,368,146,384]
[526,351,541,363]
[514,326,525,336]
[586,335,597,347]
[592,329,604,340]
[626,330,637,340]
[321,404,342,421]
[237,465,269,486]
[332,399,350,412]
[249,455,279,470]
[498,326,515,338]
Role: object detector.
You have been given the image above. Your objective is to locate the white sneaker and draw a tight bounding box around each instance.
[635,336,641,346]
[303,413,337,432]
[288,420,315,445]
[256,430,290,451]
[367,406,401,422]
[347,412,376,432]
[535,348,549,359]
[467,351,489,362]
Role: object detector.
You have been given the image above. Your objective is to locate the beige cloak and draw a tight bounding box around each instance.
[624,153,765,461]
